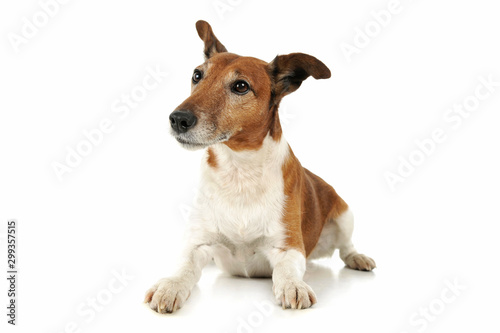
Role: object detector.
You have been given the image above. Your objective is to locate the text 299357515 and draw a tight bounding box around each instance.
[6,220,17,325]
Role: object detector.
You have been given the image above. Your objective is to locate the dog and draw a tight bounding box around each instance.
[145,20,376,313]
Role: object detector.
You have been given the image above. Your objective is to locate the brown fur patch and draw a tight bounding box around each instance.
[175,52,279,151]
[268,53,331,106]
[196,20,227,59]
[281,146,349,257]
[207,147,217,168]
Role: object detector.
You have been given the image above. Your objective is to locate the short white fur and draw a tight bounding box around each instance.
[145,134,373,312]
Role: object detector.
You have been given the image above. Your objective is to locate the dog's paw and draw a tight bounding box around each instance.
[273,279,317,309]
[344,253,376,271]
[144,278,191,313]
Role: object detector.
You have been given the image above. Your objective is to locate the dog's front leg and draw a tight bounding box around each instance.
[268,248,317,309]
[144,244,213,313]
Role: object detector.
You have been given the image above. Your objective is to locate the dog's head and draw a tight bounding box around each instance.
[170,20,331,151]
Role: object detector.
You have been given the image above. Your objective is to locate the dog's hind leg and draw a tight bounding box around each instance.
[334,209,376,271]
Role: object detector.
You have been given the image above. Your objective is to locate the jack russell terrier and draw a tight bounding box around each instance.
[145,20,376,313]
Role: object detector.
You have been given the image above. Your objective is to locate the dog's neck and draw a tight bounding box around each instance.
[203,133,289,193]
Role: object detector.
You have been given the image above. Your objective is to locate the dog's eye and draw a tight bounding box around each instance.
[232,81,250,95]
[192,70,203,84]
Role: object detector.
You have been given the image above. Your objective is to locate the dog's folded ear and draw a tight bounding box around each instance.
[196,20,228,59]
[268,53,331,103]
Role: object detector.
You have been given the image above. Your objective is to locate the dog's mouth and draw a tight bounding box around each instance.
[175,134,229,150]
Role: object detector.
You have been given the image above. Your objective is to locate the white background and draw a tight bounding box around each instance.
[1,0,500,332]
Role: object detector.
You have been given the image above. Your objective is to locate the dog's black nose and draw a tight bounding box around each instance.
[169,110,197,133]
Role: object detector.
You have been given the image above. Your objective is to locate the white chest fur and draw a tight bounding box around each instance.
[189,135,290,276]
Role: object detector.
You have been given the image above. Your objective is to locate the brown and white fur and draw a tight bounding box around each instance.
[145,20,375,313]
